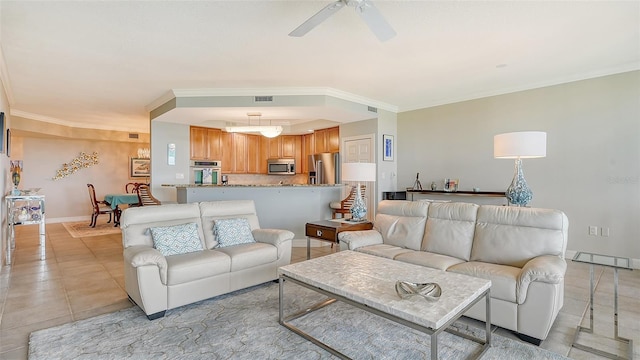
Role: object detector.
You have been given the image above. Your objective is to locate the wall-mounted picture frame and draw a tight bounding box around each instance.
[6,128,12,158]
[0,112,5,154]
[383,134,394,161]
[130,158,150,178]
[443,178,459,192]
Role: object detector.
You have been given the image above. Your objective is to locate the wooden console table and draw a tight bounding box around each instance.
[305,220,373,260]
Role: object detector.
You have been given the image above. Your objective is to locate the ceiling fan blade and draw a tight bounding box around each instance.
[289,0,345,37]
[355,0,396,42]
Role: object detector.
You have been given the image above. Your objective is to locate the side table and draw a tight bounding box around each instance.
[571,251,633,360]
[6,194,46,265]
[305,219,373,260]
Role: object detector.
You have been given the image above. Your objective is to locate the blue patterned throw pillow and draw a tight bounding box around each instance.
[214,218,255,248]
[149,223,203,256]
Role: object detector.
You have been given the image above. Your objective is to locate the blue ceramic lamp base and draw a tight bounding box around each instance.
[506,158,533,207]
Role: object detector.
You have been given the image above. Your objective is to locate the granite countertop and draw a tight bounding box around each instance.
[162,184,343,188]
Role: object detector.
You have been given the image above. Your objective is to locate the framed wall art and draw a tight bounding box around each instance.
[383,134,394,161]
[0,112,4,154]
[130,158,150,178]
[443,178,459,192]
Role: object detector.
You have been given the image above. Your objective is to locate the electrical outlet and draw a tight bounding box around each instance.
[601,227,610,237]
[588,226,598,236]
[175,173,184,179]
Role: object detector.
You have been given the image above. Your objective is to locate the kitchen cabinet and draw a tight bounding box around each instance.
[327,126,340,152]
[313,126,339,154]
[302,133,314,174]
[221,132,247,173]
[190,126,222,160]
[246,134,261,174]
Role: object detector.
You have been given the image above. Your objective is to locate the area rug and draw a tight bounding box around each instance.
[62,220,121,238]
[29,282,569,360]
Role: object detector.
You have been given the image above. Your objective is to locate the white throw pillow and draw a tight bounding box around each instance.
[214,218,255,248]
[149,222,203,256]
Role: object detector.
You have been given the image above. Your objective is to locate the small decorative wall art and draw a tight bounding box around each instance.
[383,134,394,161]
[52,152,99,180]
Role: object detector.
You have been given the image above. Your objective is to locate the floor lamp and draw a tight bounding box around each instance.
[341,162,376,221]
[494,131,546,207]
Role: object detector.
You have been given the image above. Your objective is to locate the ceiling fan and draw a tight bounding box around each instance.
[289,0,396,42]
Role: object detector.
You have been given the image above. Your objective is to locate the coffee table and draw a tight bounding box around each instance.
[278,251,492,360]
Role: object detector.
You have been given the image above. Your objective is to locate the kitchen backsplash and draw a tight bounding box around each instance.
[220,173,308,185]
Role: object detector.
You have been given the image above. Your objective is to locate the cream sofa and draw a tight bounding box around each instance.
[121,200,293,319]
[338,200,569,344]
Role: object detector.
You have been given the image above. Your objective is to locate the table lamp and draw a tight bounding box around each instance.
[341,162,376,221]
[494,131,546,206]
[10,160,23,196]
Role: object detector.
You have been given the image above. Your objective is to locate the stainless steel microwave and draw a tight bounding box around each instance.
[267,159,296,175]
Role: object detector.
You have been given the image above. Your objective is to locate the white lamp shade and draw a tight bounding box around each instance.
[494,131,547,159]
[342,162,376,182]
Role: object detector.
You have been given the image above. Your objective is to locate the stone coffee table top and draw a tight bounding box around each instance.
[279,250,491,330]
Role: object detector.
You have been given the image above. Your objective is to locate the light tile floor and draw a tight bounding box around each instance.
[1,222,639,359]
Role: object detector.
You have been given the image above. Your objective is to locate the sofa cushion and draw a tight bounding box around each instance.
[395,251,466,270]
[121,203,204,248]
[216,242,278,271]
[448,261,520,303]
[374,200,429,251]
[356,244,414,259]
[165,250,231,286]
[200,200,261,249]
[214,218,256,248]
[421,202,478,261]
[471,205,569,268]
[149,223,203,257]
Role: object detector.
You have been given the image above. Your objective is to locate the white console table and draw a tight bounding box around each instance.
[5,194,46,265]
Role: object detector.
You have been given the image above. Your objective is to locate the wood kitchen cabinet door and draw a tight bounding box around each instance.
[246,134,260,174]
[302,133,314,174]
[190,126,208,160]
[259,136,270,173]
[221,131,234,173]
[281,136,296,158]
[327,126,340,153]
[233,133,247,173]
[207,128,223,160]
[314,129,327,154]
[268,137,282,158]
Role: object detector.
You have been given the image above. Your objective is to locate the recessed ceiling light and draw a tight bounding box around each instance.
[496,64,508,68]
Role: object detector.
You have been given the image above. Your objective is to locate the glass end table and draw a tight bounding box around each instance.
[571,251,634,360]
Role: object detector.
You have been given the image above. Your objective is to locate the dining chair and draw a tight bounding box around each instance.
[136,184,162,206]
[125,182,140,193]
[330,184,366,219]
[87,183,117,227]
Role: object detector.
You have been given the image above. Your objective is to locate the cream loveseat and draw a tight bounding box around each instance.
[338,200,569,344]
[121,200,293,320]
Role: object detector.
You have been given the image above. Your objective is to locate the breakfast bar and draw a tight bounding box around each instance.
[163,184,343,239]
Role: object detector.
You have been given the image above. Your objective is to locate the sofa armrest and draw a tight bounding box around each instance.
[252,229,294,246]
[338,230,383,251]
[516,255,566,303]
[123,245,168,284]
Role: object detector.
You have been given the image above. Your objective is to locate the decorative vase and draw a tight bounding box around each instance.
[18,209,29,222]
[350,185,367,221]
[430,182,437,191]
[506,158,533,206]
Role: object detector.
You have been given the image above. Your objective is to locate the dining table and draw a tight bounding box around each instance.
[104,193,140,226]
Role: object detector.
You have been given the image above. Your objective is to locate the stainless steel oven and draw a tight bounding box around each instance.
[191,160,222,184]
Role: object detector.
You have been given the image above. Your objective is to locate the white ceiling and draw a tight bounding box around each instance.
[1,1,638,134]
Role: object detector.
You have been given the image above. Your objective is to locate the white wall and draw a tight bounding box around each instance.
[398,71,640,263]
[150,120,190,203]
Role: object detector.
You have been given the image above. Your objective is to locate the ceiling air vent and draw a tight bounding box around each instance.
[128,133,139,139]
[254,96,273,102]
[368,106,378,113]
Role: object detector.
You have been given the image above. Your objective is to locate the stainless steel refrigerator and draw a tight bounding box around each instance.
[308,153,340,184]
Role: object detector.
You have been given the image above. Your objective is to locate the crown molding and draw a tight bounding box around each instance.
[149,87,399,114]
